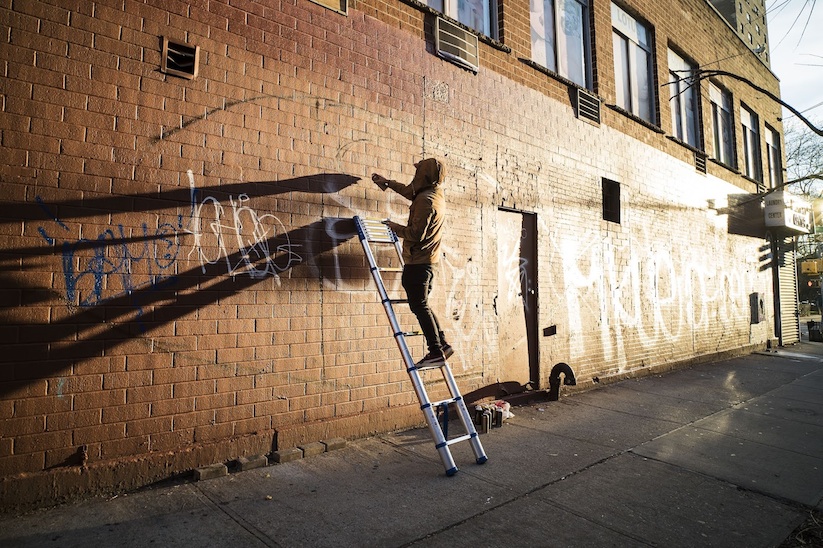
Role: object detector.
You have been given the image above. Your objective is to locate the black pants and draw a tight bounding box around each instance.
[402,264,446,354]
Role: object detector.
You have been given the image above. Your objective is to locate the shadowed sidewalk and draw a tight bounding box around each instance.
[2,343,822,547]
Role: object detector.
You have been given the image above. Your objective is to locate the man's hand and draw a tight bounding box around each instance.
[383,220,403,233]
[372,173,389,190]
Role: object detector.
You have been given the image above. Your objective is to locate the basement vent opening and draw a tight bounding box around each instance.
[576,88,601,125]
[694,152,707,174]
[161,37,200,80]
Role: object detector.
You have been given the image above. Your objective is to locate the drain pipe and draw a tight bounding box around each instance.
[548,362,576,401]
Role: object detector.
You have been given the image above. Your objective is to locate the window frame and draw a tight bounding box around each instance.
[667,48,700,148]
[709,82,735,167]
[427,0,499,39]
[611,3,656,124]
[765,124,783,189]
[530,0,593,89]
[741,103,763,183]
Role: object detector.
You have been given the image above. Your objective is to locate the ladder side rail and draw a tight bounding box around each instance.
[440,364,487,463]
[355,216,417,371]
[356,237,417,371]
[353,217,472,475]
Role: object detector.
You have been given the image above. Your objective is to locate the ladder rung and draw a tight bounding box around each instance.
[445,434,473,446]
[355,215,487,472]
[411,362,448,372]
[358,220,397,243]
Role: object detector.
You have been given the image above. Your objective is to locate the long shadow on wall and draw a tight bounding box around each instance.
[0,174,366,396]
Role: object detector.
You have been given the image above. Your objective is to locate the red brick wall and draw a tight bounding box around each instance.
[0,0,779,506]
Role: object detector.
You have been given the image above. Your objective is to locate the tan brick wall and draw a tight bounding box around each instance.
[0,0,778,506]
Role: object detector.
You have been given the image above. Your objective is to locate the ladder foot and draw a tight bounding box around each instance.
[476,456,488,465]
[445,466,459,477]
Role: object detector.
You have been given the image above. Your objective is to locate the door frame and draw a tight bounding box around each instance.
[497,207,540,389]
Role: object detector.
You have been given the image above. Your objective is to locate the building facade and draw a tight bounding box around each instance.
[709,0,771,62]
[0,0,783,507]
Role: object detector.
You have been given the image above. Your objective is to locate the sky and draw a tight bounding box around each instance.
[765,0,823,120]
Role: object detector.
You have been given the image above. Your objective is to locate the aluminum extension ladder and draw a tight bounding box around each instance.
[354,216,488,476]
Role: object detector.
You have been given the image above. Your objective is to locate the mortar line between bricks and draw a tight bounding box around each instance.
[190,483,283,548]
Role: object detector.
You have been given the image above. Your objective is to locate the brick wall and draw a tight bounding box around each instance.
[0,0,778,507]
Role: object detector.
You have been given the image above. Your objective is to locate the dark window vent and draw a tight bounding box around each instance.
[577,88,601,125]
[695,152,707,174]
[602,178,621,224]
[161,37,199,80]
[435,17,479,73]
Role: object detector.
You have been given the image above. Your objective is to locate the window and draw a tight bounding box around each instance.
[530,0,592,88]
[741,104,763,183]
[668,49,699,147]
[427,0,498,38]
[709,83,734,166]
[602,178,621,223]
[766,124,782,189]
[612,3,656,123]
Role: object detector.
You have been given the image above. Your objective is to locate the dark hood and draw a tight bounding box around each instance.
[410,158,444,195]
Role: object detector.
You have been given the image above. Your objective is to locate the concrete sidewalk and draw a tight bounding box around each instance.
[2,343,822,548]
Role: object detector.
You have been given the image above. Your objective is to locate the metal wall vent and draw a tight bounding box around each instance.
[435,17,479,73]
[161,37,200,80]
[694,152,707,173]
[576,88,601,125]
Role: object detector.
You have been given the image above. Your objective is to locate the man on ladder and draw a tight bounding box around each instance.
[372,157,454,368]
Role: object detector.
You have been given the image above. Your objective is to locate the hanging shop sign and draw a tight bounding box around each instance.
[764,191,812,234]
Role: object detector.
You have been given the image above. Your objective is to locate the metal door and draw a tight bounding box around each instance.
[775,236,799,345]
[496,209,538,389]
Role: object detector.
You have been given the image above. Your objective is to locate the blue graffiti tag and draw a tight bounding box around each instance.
[38,201,181,313]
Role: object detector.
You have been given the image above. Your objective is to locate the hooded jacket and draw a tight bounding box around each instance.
[385,158,445,265]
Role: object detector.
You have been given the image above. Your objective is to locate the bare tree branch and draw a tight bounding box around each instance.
[668,68,823,136]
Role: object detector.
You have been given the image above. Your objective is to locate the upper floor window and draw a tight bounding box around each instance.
[428,0,498,38]
[668,49,699,147]
[530,0,592,88]
[612,3,656,124]
[741,104,763,183]
[709,83,735,166]
[765,124,782,189]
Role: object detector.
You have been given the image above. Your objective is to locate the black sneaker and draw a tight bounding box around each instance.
[442,344,454,360]
[416,352,446,368]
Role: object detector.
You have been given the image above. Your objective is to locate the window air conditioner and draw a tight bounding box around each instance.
[435,17,479,73]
